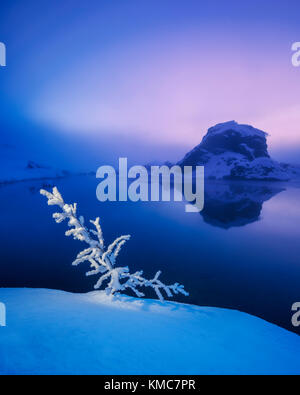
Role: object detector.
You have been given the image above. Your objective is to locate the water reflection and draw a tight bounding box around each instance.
[200,181,285,229]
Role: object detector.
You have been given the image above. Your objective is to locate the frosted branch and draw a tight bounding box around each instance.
[40,187,188,302]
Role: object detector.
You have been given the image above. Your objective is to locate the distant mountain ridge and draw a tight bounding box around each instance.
[1,144,69,184]
[178,121,299,181]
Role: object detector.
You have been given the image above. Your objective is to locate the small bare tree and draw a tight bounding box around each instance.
[40,187,188,301]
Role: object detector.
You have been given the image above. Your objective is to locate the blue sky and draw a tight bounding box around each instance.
[1,0,300,169]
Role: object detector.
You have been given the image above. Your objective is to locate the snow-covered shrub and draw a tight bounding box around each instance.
[40,187,188,301]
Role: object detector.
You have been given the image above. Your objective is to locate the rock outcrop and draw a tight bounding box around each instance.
[178,121,297,181]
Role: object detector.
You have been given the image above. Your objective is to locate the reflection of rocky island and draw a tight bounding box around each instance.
[201,181,284,229]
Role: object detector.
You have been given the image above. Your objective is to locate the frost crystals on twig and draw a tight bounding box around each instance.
[40,187,189,301]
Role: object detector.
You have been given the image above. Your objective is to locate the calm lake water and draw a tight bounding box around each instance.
[0,175,300,334]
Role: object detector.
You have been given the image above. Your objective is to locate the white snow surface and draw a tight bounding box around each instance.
[0,288,299,375]
[205,120,267,139]
[203,153,294,181]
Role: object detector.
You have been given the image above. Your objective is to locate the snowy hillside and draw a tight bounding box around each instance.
[178,121,300,181]
[0,288,299,375]
[0,144,69,184]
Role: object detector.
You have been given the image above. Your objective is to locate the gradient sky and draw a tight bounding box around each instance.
[0,0,300,168]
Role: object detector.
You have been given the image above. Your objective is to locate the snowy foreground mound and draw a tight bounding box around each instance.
[0,288,300,375]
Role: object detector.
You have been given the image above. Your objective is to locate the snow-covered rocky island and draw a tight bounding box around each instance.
[178,121,300,181]
[0,288,300,375]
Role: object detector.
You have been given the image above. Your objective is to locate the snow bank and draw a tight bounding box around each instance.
[0,288,299,375]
